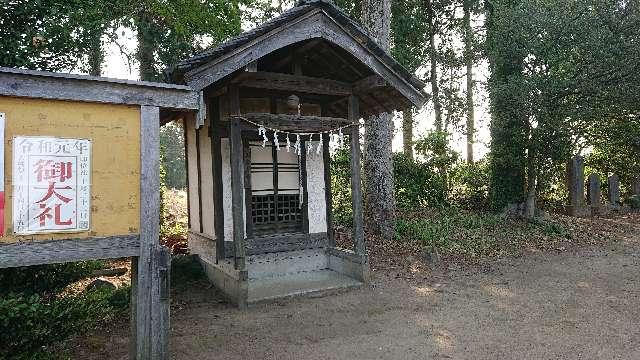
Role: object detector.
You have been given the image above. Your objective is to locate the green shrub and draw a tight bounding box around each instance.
[330,148,353,226]
[626,195,640,209]
[0,287,129,359]
[394,153,447,210]
[413,131,459,174]
[331,149,448,225]
[449,159,490,210]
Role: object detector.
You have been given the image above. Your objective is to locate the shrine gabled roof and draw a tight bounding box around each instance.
[168,0,426,108]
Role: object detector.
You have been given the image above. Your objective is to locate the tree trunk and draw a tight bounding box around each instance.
[524,149,536,219]
[463,0,475,163]
[136,10,157,82]
[361,0,392,50]
[361,0,395,239]
[402,108,414,159]
[425,0,442,132]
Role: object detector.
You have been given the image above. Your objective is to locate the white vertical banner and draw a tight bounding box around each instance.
[12,136,91,234]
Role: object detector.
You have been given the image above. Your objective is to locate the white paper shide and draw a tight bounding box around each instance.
[13,137,91,234]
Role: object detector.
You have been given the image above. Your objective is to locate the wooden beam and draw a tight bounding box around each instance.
[0,235,139,268]
[348,96,365,254]
[233,71,352,96]
[0,67,198,110]
[235,113,352,132]
[228,85,247,271]
[352,75,388,94]
[245,232,329,255]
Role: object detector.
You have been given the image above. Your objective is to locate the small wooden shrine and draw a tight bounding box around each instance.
[169,0,427,306]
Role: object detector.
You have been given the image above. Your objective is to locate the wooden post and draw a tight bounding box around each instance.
[132,105,169,359]
[151,246,171,359]
[348,95,365,254]
[228,85,246,270]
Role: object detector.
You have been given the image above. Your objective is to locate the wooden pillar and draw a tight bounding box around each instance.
[348,95,365,254]
[131,105,169,359]
[228,85,246,270]
[322,134,335,247]
[210,98,225,261]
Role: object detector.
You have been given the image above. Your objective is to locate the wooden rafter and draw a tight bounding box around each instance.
[270,38,323,71]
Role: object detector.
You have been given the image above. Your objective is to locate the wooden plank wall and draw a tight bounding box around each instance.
[199,118,215,237]
[185,116,202,233]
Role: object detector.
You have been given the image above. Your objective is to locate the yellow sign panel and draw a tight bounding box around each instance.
[0,97,141,243]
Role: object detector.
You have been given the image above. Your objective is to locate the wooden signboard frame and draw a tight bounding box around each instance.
[0,67,201,359]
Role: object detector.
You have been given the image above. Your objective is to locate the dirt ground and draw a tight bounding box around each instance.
[69,231,640,359]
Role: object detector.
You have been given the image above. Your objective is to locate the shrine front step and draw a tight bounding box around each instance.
[247,268,362,304]
[245,248,367,304]
[197,247,369,307]
[247,248,329,280]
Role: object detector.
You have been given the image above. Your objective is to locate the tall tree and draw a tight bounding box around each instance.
[462,0,475,163]
[486,0,640,214]
[129,0,242,81]
[485,0,527,211]
[401,109,415,158]
[361,0,396,239]
[391,0,429,159]
[425,0,444,132]
[0,0,112,72]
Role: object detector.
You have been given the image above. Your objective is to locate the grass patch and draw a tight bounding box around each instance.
[395,208,573,261]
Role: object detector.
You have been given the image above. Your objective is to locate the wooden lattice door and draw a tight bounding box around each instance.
[247,141,303,236]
